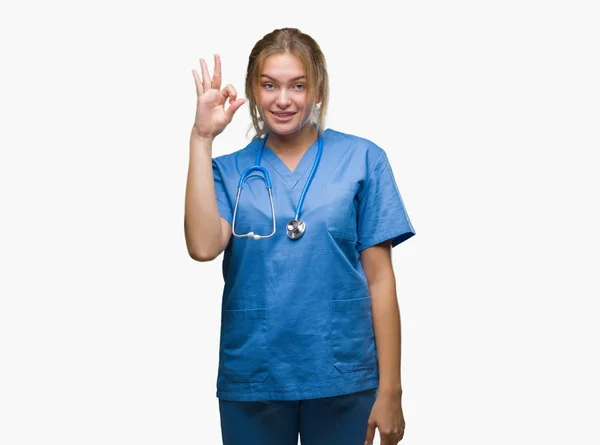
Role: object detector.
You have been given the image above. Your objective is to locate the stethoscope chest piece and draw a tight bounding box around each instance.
[286,219,305,240]
[233,127,323,241]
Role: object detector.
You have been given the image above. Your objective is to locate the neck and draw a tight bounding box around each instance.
[266,123,318,156]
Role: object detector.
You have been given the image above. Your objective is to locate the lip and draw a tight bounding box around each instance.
[270,111,296,122]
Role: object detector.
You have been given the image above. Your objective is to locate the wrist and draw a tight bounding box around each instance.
[190,130,215,154]
[190,128,215,142]
[378,382,403,397]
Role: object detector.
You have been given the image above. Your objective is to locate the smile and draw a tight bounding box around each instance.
[271,111,296,122]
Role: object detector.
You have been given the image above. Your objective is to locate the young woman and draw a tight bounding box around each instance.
[185,27,415,445]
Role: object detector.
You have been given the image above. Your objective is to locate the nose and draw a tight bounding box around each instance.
[275,89,292,108]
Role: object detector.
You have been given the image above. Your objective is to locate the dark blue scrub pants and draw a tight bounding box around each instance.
[218,388,378,445]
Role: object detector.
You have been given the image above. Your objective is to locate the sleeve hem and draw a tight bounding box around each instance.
[357,225,416,252]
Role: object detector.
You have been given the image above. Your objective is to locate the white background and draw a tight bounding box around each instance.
[1,0,599,444]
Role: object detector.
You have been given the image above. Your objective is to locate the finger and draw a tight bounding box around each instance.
[397,429,405,441]
[192,69,204,96]
[199,58,211,91]
[382,433,396,445]
[381,433,393,445]
[221,84,238,103]
[212,54,222,90]
[386,430,403,445]
[225,98,245,122]
[365,421,376,445]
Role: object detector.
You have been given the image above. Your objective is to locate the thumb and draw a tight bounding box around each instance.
[364,418,376,445]
[226,98,245,122]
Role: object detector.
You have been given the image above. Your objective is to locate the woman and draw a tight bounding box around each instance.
[185,27,415,445]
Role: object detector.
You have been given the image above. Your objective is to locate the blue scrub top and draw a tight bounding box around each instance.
[211,128,415,401]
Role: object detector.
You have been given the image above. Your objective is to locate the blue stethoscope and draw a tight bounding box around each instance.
[232,129,323,240]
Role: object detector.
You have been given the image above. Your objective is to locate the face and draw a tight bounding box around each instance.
[257,53,317,135]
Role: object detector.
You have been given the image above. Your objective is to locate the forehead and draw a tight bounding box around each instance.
[260,53,306,79]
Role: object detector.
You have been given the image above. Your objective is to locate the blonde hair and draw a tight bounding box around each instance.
[245,28,329,140]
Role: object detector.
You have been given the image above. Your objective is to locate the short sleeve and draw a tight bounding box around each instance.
[356,150,416,251]
[212,159,233,225]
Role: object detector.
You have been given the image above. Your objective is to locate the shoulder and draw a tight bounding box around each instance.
[212,137,260,174]
[325,128,387,164]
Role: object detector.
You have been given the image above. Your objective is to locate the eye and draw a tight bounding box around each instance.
[295,84,305,90]
[262,83,275,90]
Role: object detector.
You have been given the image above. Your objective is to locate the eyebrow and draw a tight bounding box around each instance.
[260,74,306,82]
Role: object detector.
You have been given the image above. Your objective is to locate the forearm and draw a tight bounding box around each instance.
[184,130,223,260]
[370,275,403,396]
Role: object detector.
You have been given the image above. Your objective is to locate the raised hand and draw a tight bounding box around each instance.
[191,54,245,139]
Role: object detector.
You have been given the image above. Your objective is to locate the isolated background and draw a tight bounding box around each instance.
[1,0,598,444]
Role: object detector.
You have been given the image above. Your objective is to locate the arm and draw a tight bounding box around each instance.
[360,240,403,397]
[185,55,243,262]
[184,130,231,262]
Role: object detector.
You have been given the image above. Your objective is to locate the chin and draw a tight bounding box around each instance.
[268,126,300,136]
[266,118,311,135]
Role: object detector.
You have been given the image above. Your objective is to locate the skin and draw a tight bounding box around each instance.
[191,54,406,444]
[361,240,406,444]
[256,52,319,161]
[191,54,245,140]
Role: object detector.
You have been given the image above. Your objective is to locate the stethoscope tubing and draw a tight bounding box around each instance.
[232,128,323,240]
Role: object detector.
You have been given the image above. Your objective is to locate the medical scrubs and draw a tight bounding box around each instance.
[219,387,378,445]
[211,128,415,402]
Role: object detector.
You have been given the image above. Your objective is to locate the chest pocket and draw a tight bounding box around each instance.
[326,182,360,242]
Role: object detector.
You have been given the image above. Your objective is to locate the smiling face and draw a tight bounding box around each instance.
[257,52,318,136]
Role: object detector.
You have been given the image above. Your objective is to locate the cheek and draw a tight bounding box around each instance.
[300,101,315,115]
[256,98,271,116]
[257,89,272,103]
[256,94,268,107]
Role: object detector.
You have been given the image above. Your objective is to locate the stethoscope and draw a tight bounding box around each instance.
[232,129,323,241]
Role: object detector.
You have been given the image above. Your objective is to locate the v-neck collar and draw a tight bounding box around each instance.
[259,130,325,189]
